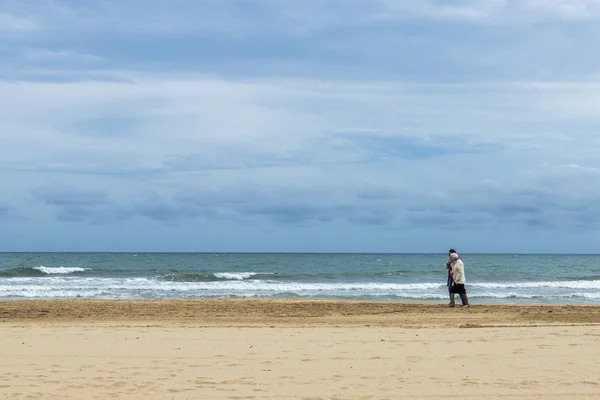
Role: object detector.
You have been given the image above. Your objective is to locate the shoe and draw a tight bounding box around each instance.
[462,305,470,308]
[447,303,455,307]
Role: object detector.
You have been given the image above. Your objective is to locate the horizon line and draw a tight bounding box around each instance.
[1,251,599,256]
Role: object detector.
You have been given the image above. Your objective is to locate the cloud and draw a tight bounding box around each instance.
[523,0,600,20]
[1,0,600,251]
[22,48,103,62]
[30,186,132,224]
[1,74,599,197]
[0,12,40,32]
[331,133,499,161]
[0,203,24,222]
[415,163,600,230]
[0,0,279,36]
[375,0,498,22]
[2,75,597,236]
[31,187,110,207]
[26,161,600,235]
[2,0,600,85]
[0,204,10,217]
[3,0,600,41]
[377,0,600,23]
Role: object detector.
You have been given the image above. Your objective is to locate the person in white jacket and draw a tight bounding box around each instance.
[449,252,470,308]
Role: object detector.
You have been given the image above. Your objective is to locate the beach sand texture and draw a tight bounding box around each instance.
[1,300,599,399]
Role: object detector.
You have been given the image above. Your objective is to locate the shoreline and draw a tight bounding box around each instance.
[2,299,600,327]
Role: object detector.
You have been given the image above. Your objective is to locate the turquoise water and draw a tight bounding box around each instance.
[0,253,598,303]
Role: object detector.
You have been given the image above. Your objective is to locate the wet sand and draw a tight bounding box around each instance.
[2,299,600,327]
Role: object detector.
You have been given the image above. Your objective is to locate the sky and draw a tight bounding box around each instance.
[1,0,600,253]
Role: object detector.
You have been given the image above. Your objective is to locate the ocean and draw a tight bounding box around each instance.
[0,253,599,303]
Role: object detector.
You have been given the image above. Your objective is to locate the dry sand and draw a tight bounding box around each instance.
[1,300,599,399]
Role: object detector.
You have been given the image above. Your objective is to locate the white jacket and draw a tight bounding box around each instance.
[451,259,466,285]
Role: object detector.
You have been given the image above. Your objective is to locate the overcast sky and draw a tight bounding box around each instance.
[1,0,600,253]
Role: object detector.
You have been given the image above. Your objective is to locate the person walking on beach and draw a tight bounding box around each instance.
[446,249,457,305]
[448,252,469,308]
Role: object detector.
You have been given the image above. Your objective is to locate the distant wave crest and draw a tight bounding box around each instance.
[34,266,90,275]
[0,266,90,277]
[158,272,271,282]
[213,272,258,280]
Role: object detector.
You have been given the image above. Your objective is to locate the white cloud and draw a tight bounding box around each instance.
[1,74,599,166]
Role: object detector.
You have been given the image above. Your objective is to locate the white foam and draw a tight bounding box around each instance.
[0,276,598,302]
[470,292,536,299]
[178,281,444,291]
[0,279,444,298]
[473,280,600,290]
[34,266,90,275]
[572,292,600,299]
[213,272,258,280]
[465,292,600,300]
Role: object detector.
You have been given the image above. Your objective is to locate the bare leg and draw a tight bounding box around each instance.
[460,293,470,306]
[449,293,456,306]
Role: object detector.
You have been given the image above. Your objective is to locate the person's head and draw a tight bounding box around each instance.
[448,248,456,256]
[450,253,459,261]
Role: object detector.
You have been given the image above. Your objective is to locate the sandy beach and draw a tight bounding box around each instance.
[1,300,599,399]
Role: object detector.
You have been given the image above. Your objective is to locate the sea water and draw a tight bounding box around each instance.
[0,253,598,303]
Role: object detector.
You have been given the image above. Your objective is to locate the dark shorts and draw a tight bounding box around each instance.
[450,284,466,294]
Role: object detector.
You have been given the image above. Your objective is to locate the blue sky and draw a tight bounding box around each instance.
[1,0,600,252]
